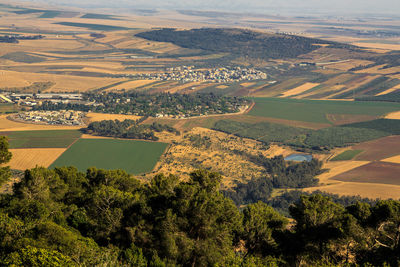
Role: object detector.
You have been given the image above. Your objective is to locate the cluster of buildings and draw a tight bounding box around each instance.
[14,110,85,125]
[133,66,268,83]
[0,93,84,106]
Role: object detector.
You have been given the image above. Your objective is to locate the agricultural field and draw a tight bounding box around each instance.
[352,136,400,161]
[0,130,82,148]
[330,150,363,161]
[50,139,168,175]
[333,162,400,185]
[248,97,400,124]
[84,112,141,124]
[7,148,66,170]
[0,103,20,114]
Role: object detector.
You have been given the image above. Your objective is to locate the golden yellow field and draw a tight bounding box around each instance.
[6,148,66,170]
[376,84,400,96]
[352,42,400,51]
[106,80,157,91]
[317,160,371,184]
[241,82,256,87]
[0,70,124,92]
[280,82,319,97]
[84,112,141,123]
[385,111,400,120]
[325,59,374,71]
[382,155,400,164]
[304,182,400,199]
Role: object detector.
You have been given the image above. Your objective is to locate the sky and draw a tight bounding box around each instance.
[24,0,400,16]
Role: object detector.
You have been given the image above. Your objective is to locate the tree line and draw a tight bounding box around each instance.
[35,92,249,117]
[86,119,179,141]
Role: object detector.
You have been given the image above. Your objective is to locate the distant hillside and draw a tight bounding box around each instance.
[136,28,357,60]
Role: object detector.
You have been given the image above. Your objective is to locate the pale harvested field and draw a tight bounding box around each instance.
[326,75,379,99]
[385,111,400,119]
[216,85,228,89]
[0,115,83,131]
[6,148,66,170]
[85,112,141,123]
[107,80,156,91]
[304,182,400,199]
[317,160,370,184]
[376,84,400,96]
[0,70,123,92]
[164,82,202,94]
[356,65,392,74]
[264,144,296,158]
[382,155,400,164]
[352,42,400,51]
[325,59,374,71]
[241,82,256,87]
[30,61,125,70]
[280,82,319,97]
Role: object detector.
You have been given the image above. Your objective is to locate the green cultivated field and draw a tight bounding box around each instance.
[331,150,364,161]
[0,103,20,114]
[248,98,400,124]
[1,130,82,148]
[50,139,168,174]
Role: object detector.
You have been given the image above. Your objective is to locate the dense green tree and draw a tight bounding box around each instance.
[242,202,288,257]
[1,246,75,267]
[0,136,12,186]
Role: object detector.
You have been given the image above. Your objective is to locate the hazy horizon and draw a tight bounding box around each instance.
[19,0,400,17]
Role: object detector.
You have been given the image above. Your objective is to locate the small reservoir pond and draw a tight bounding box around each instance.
[284,154,313,162]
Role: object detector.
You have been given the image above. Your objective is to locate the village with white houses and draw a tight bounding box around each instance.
[132,66,268,83]
[12,110,85,125]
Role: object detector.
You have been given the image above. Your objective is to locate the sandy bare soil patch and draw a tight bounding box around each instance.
[0,70,124,92]
[107,80,156,91]
[317,160,370,184]
[353,136,400,161]
[376,85,400,96]
[352,42,400,51]
[5,148,66,170]
[280,82,319,97]
[333,161,400,185]
[304,182,400,199]
[241,82,256,87]
[325,60,374,71]
[385,111,400,119]
[382,155,400,164]
[84,112,141,123]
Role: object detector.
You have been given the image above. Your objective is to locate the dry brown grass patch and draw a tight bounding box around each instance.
[5,148,66,170]
[85,112,141,123]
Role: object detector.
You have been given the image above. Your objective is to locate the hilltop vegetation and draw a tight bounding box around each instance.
[136,28,356,60]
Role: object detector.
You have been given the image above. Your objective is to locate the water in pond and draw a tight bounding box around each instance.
[284,154,313,162]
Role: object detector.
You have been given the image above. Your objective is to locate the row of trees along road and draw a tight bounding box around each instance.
[0,137,400,266]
